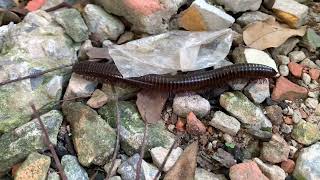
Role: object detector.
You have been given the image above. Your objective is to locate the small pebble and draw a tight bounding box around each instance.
[292,110,302,124]
[288,51,306,63]
[300,58,319,69]
[167,124,175,132]
[305,98,318,109]
[186,112,206,136]
[315,60,320,67]
[223,133,234,144]
[279,65,289,76]
[173,94,210,118]
[281,124,293,134]
[302,73,311,85]
[289,146,298,158]
[288,62,303,78]
[309,69,320,80]
[276,55,290,65]
[281,159,295,174]
[283,116,293,125]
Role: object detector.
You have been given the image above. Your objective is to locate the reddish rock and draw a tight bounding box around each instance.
[229,161,268,180]
[186,112,206,136]
[283,116,293,125]
[309,68,320,80]
[281,159,295,173]
[288,62,304,78]
[271,76,308,101]
[299,109,308,119]
[176,117,186,132]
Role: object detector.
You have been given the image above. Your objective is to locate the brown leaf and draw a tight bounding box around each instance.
[164,141,198,180]
[243,17,306,50]
[136,90,169,124]
[86,47,112,60]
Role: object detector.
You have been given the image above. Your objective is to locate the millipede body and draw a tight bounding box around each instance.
[72,61,277,92]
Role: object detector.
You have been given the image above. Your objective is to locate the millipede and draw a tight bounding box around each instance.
[72,61,278,92]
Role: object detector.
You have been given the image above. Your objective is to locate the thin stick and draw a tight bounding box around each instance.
[105,86,121,180]
[153,135,180,180]
[135,122,148,180]
[30,104,68,180]
[0,64,74,86]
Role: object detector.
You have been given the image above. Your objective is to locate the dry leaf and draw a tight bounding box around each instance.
[136,90,169,124]
[243,17,306,50]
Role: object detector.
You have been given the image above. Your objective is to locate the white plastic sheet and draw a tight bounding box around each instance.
[108,29,233,78]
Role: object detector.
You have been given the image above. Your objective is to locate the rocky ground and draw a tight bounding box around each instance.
[0,0,320,180]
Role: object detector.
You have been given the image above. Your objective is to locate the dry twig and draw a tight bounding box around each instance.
[30,104,67,180]
[135,122,148,180]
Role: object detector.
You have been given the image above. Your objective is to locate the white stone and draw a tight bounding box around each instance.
[279,65,289,76]
[254,158,286,180]
[305,98,318,109]
[83,4,125,41]
[210,111,241,136]
[173,94,211,118]
[150,147,183,172]
[244,48,278,73]
[216,0,262,13]
[237,11,271,27]
[276,55,290,65]
[46,75,63,98]
[244,78,270,104]
[195,168,227,180]
[289,51,306,63]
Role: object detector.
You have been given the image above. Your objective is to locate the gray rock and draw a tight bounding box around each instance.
[173,94,210,118]
[293,142,320,180]
[0,11,76,133]
[300,58,319,69]
[292,110,302,124]
[301,28,320,52]
[237,11,271,27]
[15,152,51,180]
[40,0,63,10]
[117,154,158,180]
[83,4,125,41]
[210,111,241,136]
[0,110,62,172]
[271,37,300,57]
[212,148,236,168]
[305,98,318,109]
[228,79,248,91]
[63,73,98,100]
[0,0,14,8]
[98,101,175,156]
[253,158,286,180]
[281,124,293,134]
[150,147,182,172]
[216,0,262,13]
[247,128,272,141]
[279,65,289,76]
[104,159,122,177]
[219,91,272,128]
[179,0,235,31]
[302,73,311,85]
[276,55,290,65]
[53,9,89,42]
[195,168,227,180]
[265,105,283,125]
[62,155,89,180]
[117,31,135,44]
[94,0,185,34]
[78,40,93,60]
[47,171,60,180]
[62,102,116,166]
[288,51,306,63]
[244,79,270,104]
[261,134,290,164]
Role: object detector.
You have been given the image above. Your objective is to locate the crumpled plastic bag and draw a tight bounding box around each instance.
[108,29,233,78]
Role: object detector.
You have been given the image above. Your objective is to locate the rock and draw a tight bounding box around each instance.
[98,101,174,156]
[63,73,98,100]
[104,159,122,177]
[281,159,295,173]
[78,40,93,60]
[271,76,308,101]
[243,48,278,73]
[265,105,283,125]
[301,28,320,52]
[236,11,271,27]
[288,62,304,78]
[0,0,14,8]
[178,0,234,31]
[53,9,89,42]
[109,176,122,180]
[279,65,289,76]
[261,134,290,164]
[216,0,262,13]
[61,155,89,180]
[195,168,227,180]
[244,79,270,104]
[173,94,210,118]
[47,171,60,180]
[101,83,139,100]
[15,152,51,180]
[0,11,76,133]
[228,79,248,91]
[164,141,198,180]
[302,73,311,84]
[309,69,320,80]
[291,121,320,145]
[62,102,116,166]
[229,161,268,180]
[94,0,185,34]
[40,0,63,10]
[272,0,309,28]
[281,124,293,134]
[83,4,125,41]
[315,104,320,116]
[247,128,272,141]
[288,51,306,63]
[253,158,286,180]
[117,31,135,44]
[86,89,109,109]
[219,91,272,128]
[0,110,62,172]
[292,110,302,124]
[118,154,158,180]
[209,111,240,136]
[293,142,320,180]
[276,55,290,65]
[305,98,318,109]
[300,58,319,69]
[186,112,206,136]
[150,147,183,172]
[271,37,300,57]
[212,148,236,168]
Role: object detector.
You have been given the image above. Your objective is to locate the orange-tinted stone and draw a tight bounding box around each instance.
[288,62,304,78]
[179,6,207,31]
[309,68,320,80]
[271,76,308,101]
[125,0,163,15]
[186,112,206,136]
[229,161,269,180]
[281,159,295,173]
[283,116,293,125]
[176,117,186,132]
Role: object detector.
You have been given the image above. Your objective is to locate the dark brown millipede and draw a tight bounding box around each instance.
[72,61,278,92]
